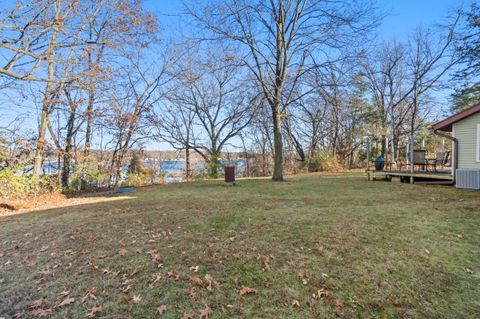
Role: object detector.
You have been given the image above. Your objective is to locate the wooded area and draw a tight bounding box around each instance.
[1,0,480,196]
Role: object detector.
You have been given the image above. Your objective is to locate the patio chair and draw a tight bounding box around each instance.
[426,151,450,172]
[412,150,426,171]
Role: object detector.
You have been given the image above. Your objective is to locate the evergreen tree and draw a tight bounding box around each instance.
[451,82,480,112]
[128,152,144,175]
[452,3,480,112]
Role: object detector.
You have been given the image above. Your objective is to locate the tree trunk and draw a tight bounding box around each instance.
[33,4,60,179]
[185,147,190,181]
[272,110,284,181]
[61,108,76,188]
[381,135,387,158]
[33,113,49,179]
[84,49,96,157]
[84,87,94,157]
[207,151,220,178]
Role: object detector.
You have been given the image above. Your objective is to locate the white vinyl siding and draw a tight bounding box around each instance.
[453,112,480,169]
[477,124,480,162]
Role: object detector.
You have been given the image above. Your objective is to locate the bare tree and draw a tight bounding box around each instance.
[406,22,460,171]
[0,0,107,179]
[155,50,258,178]
[105,45,173,187]
[188,0,380,181]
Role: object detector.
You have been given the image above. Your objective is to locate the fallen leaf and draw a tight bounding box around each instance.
[297,271,308,285]
[189,287,200,301]
[465,267,474,274]
[156,304,167,315]
[190,275,204,288]
[147,250,162,263]
[119,248,128,256]
[29,299,45,309]
[292,299,301,309]
[57,297,74,308]
[204,274,214,291]
[87,305,102,318]
[130,295,142,304]
[181,312,193,319]
[81,288,97,304]
[297,271,307,279]
[57,289,70,298]
[335,300,344,308]
[120,284,134,293]
[391,298,403,306]
[31,308,54,317]
[167,270,181,280]
[232,276,239,286]
[263,279,272,287]
[239,287,256,296]
[312,288,328,300]
[149,273,162,288]
[130,267,141,276]
[199,305,212,319]
[190,265,199,273]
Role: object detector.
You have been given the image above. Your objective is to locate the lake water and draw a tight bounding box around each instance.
[38,159,247,183]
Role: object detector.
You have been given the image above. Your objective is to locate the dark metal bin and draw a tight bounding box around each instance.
[224,166,235,185]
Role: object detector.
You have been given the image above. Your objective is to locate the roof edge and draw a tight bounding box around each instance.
[432,103,480,132]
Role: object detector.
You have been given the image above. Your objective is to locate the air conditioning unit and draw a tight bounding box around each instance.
[456,169,480,190]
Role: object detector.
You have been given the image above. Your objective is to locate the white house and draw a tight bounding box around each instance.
[433,104,480,189]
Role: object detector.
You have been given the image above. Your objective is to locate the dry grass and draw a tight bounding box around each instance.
[0,173,479,318]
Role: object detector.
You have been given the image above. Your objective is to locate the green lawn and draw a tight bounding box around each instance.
[1,173,479,318]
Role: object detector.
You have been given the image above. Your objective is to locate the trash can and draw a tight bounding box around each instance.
[224,166,235,185]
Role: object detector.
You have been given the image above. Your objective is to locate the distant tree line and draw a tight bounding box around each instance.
[0,0,478,196]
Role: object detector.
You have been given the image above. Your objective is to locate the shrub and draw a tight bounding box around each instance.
[0,167,35,199]
[304,150,344,172]
[69,164,109,190]
[0,164,61,199]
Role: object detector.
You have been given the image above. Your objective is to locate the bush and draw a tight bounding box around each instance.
[0,165,61,199]
[0,167,35,199]
[122,166,165,186]
[304,150,344,172]
[69,164,109,190]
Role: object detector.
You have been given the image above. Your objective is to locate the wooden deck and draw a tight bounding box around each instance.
[386,170,453,180]
[367,169,453,184]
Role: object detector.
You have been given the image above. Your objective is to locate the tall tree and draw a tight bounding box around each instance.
[106,46,172,187]
[155,49,258,178]
[450,3,480,112]
[188,0,379,181]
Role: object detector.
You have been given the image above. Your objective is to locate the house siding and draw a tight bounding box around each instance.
[453,112,480,169]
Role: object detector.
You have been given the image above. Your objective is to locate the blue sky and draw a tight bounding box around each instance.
[379,0,462,40]
[0,0,467,151]
[146,0,463,41]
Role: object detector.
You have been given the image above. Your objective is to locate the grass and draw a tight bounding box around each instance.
[0,173,479,318]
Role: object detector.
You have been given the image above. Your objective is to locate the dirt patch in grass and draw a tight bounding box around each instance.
[0,192,68,215]
[0,173,479,318]
[0,190,135,216]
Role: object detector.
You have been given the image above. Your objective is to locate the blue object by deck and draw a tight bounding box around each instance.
[375,156,385,171]
[115,187,136,194]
